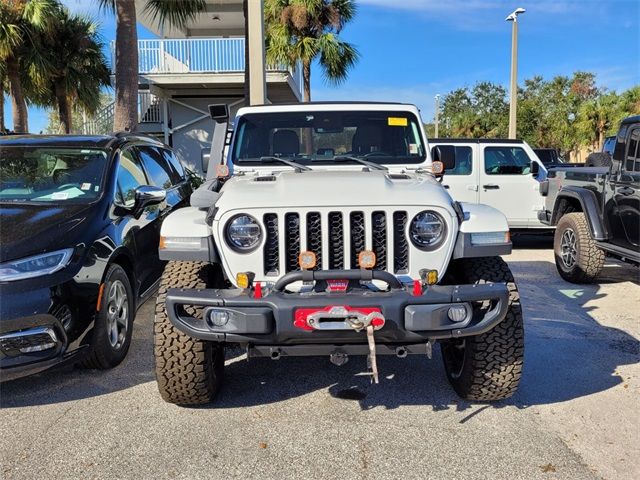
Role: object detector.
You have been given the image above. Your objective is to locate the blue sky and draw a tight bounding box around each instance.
[3,0,639,133]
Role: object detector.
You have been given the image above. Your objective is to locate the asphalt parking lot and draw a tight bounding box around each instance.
[1,236,638,480]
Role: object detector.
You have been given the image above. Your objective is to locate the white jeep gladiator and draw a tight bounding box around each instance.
[155,102,524,405]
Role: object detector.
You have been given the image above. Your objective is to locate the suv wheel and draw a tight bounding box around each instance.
[154,261,225,405]
[80,264,134,369]
[441,257,524,401]
[554,212,604,283]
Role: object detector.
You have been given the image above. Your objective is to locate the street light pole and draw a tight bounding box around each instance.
[434,94,440,137]
[506,7,525,139]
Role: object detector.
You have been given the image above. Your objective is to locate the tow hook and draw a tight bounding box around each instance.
[330,352,349,366]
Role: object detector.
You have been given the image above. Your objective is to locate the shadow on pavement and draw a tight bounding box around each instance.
[2,261,638,414]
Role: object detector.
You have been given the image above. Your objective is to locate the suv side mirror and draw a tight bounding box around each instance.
[208,104,229,121]
[530,161,540,176]
[133,185,166,217]
[432,145,456,171]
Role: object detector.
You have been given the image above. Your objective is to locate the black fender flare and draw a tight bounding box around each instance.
[552,187,607,241]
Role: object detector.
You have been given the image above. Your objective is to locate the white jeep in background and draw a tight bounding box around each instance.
[429,138,548,229]
[154,102,524,405]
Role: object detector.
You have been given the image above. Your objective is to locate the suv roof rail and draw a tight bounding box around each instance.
[112,131,165,144]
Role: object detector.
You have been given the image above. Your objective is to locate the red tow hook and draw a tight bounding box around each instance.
[412,280,422,296]
[253,282,263,299]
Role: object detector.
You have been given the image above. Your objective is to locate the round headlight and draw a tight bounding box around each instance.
[226,214,262,251]
[410,211,447,250]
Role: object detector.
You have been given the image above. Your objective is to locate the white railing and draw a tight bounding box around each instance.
[110,38,302,94]
[81,92,162,134]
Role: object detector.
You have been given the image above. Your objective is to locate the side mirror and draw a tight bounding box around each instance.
[208,104,229,121]
[133,185,166,217]
[432,145,456,171]
[530,161,540,176]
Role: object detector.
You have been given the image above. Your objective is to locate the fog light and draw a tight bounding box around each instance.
[236,272,254,289]
[299,251,317,270]
[209,310,229,327]
[420,269,438,285]
[447,305,468,323]
[358,250,376,269]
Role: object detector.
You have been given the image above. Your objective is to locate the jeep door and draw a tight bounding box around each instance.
[478,144,546,228]
[608,125,640,248]
[432,144,479,203]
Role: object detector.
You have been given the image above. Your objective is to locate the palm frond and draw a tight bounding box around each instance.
[144,0,206,30]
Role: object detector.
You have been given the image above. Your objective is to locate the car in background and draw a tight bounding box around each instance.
[533,147,564,167]
[429,138,547,229]
[539,116,640,282]
[0,133,192,381]
[602,135,616,156]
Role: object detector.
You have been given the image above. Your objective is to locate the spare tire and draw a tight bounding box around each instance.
[585,152,612,167]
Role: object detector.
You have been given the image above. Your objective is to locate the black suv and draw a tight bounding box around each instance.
[539,116,640,282]
[0,133,192,380]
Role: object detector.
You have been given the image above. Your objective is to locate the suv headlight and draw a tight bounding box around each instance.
[0,248,74,282]
[225,214,262,251]
[409,211,447,250]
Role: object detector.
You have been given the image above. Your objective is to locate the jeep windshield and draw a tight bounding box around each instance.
[231,110,427,166]
[0,147,108,203]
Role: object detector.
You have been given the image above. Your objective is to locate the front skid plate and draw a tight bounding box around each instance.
[248,343,430,358]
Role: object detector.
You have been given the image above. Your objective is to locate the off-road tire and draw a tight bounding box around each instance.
[441,257,524,401]
[554,212,605,283]
[154,261,225,405]
[585,152,612,168]
[79,264,134,369]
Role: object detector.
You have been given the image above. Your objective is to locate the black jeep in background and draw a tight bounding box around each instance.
[539,116,640,283]
[0,133,192,380]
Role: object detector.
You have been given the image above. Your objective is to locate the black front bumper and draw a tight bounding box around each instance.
[165,270,510,352]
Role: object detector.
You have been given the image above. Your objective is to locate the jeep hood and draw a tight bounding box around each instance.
[216,170,453,212]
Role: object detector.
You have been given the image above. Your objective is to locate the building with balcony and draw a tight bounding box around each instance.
[85,0,302,172]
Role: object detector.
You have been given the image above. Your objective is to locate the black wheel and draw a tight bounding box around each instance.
[154,261,225,405]
[441,257,524,401]
[585,152,612,167]
[80,264,134,369]
[554,212,605,283]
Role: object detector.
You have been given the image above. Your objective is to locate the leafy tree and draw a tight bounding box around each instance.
[439,83,507,138]
[265,0,359,102]
[98,0,206,132]
[29,7,110,134]
[44,92,113,134]
[0,0,58,133]
[576,92,621,150]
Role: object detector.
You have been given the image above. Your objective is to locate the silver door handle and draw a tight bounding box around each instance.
[467,185,479,191]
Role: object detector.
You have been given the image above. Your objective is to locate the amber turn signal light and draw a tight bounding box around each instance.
[298,251,317,270]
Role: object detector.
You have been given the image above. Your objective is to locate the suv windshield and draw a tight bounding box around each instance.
[231,110,426,166]
[0,147,108,203]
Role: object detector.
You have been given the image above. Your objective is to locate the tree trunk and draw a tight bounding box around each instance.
[303,60,311,102]
[6,57,28,133]
[55,81,72,134]
[113,0,139,132]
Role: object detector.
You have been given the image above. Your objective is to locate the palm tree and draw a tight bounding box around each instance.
[28,8,110,133]
[265,0,359,102]
[0,0,58,133]
[98,0,206,132]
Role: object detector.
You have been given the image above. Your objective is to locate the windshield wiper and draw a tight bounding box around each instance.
[330,155,388,171]
[259,156,312,172]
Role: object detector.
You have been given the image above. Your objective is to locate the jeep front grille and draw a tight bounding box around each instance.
[263,210,410,275]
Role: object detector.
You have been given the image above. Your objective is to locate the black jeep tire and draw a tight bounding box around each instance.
[585,152,612,168]
[154,261,225,405]
[79,264,134,369]
[554,212,605,283]
[441,257,524,401]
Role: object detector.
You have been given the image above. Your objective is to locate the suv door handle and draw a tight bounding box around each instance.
[483,184,500,190]
[617,186,635,196]
[467,185,479,191]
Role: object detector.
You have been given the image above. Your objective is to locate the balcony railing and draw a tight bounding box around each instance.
[110,38,302,91]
